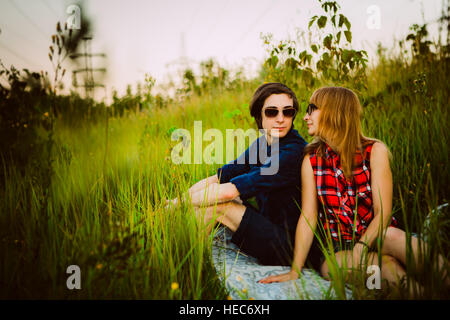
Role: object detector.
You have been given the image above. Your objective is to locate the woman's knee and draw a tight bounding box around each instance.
[381,227,405,254]
[384,227,404,243]
[380,254,406,283]
[320,261,330,279]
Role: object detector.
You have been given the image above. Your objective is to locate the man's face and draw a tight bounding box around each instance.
[261,93,295,139]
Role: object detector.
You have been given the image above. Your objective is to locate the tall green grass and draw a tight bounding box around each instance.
[1,42,449,299]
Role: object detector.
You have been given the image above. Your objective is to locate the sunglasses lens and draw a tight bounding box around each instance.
[264,109,279,117]
[283,108,296,117]
[307,104,318,115]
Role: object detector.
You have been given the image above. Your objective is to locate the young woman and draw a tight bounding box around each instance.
[259,86,449,290]
[168,83,308,266]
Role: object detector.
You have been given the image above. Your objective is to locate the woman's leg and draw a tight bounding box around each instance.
[320,250,406,288]
[320,250,426,296]
[381,227,449,284]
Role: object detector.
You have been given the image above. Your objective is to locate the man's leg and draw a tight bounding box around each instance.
[194,200,246,234]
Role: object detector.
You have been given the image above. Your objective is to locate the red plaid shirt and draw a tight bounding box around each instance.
[309,142,396,242]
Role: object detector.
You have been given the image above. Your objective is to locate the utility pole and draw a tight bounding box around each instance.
[70,36,106,100]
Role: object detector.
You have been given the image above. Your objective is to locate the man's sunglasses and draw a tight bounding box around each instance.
[263,107,297,118]
[306,103,318,115]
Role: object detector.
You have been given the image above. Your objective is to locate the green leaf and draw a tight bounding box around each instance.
[336,31,341,44]
[308,15,318,29]
[317,16,327,29]
[344,30,352,43]
[338,14,345,28]
[232,109,242,116]
[323,34,333,50]
[344,16,351,30]
[311,44,318,53]
[271,55,279,67]
[167,126,177,136]
[341,50,353,63]
[349,60,355,69]
[223,111,233,119]
[331,15,336,27]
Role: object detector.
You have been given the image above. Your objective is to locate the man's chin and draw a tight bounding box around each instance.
[270,130,286,139]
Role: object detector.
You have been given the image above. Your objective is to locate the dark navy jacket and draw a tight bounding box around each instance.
[217,128,307,238]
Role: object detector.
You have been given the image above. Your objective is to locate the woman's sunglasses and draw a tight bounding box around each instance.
[306,103,318,115]
[263,107,297,118]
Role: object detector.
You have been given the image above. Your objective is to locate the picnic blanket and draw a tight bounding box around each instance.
[212,226,353,300]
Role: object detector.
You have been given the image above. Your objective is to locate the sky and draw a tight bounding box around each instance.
[0,0,446,101]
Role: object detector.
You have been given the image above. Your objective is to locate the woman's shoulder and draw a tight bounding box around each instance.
[370,141,389,155]
[369,141,391,165]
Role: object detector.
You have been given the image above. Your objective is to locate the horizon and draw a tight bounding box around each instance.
[0,0,446,102]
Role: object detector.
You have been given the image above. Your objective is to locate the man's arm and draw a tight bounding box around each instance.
[189,182,240,207]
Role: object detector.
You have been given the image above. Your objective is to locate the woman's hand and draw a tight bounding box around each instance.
[257,270,300,284]
[351,242,366,268]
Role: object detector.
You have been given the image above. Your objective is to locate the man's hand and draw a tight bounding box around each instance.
[257,269,300,284]
[165,196,186,209]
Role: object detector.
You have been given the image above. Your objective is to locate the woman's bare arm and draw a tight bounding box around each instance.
[352,142,393,258]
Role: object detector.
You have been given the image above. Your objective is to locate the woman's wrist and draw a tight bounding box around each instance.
[356,240,369,248]
[290,266,302,277]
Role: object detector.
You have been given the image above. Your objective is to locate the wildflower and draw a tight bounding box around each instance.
[96,263,103,269]
[23,124,27,128]
[171,282,179,290]
[236,275,242,282]
[249,297,255,300]
[44,112,49,117]
[227,295,232,300]
[242,288,248,294]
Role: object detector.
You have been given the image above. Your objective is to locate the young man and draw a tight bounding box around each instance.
[172,83,307,265]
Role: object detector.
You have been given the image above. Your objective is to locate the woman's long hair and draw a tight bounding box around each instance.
[304,86,379,179]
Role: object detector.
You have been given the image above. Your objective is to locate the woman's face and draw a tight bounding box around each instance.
[303,104,321,136]
[261,93,295,139]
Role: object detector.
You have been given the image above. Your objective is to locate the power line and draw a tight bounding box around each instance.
[0,25,42,49]
[184,0,207,35]
[8,0,50,41]
[229,0,278,54]
[193,0,232,58]
[41,0,60,19]
[0,41,41,67]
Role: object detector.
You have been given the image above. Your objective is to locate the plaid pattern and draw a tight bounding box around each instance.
[309,142,396,242]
